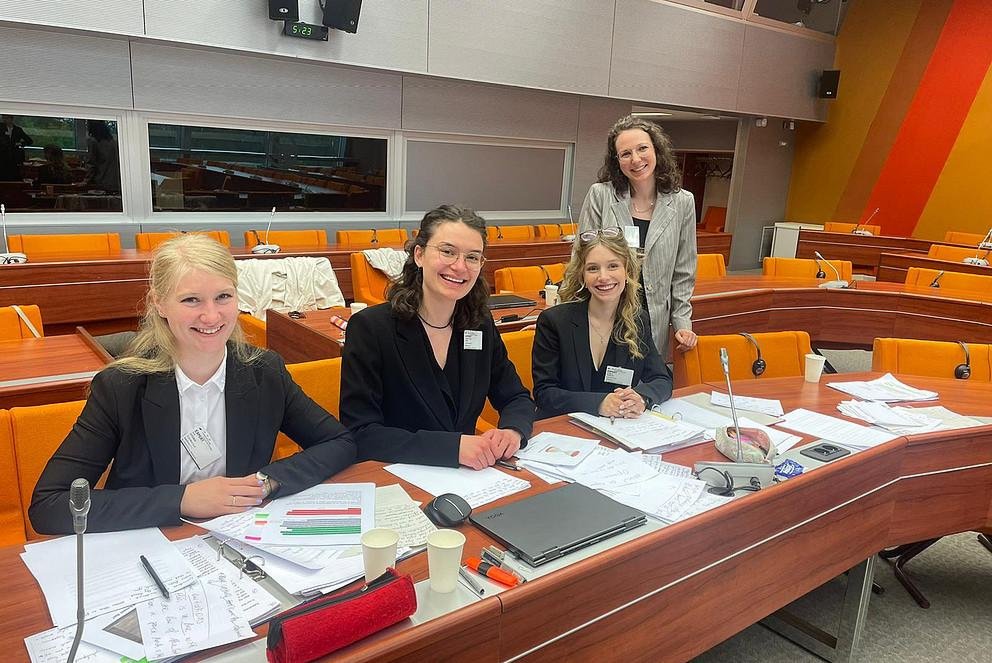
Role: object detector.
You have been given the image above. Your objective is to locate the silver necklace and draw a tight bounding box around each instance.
[632,199,655,214]
[589,320,612,345]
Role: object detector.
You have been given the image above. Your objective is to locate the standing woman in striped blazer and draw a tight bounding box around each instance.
[577,114,698,360]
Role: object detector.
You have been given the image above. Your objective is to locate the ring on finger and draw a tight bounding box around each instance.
[232,495,238,507]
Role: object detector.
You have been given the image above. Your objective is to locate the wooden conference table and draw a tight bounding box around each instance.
[1,373,989,662]
[795,230,937,276]
[876,252,992,284]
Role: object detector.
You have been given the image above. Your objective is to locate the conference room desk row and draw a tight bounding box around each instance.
[1,373,989,662]
[0,232,732,336]
[795,230,938,275]
[875,252,992,284]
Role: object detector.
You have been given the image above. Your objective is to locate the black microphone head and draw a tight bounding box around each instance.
[70,478,90,534]
[815,269,826,278]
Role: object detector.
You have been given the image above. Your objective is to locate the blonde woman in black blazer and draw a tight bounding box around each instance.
[341,205,534,469]
[533,228,672,419]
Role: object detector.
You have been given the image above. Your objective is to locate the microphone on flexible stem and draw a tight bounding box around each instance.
[812,254,826,279]
[251,207,280,254]
[1,203,28,265]
[720,349,744,462]
[852,207,879,236]
[67,478,91,663]
[813,251,849,289]
[963,228,992,266]
[496,226,503,240]
[929,270,945,288]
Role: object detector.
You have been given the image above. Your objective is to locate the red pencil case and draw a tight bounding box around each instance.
[266,568,417,663]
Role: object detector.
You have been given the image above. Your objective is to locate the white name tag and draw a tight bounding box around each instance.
[604,365,634,387]
[624,225,640,249]
[180,425,222,470]
[463,330,483,350]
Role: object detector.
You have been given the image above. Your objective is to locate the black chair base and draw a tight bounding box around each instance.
[879,538,941,609]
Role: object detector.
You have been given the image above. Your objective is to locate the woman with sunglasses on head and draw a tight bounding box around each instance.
[341,205,534,469]
[577,114,698,360]
[29,234,357,534]
[532,228,672,419]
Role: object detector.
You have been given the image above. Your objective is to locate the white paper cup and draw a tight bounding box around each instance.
[427,529,466,593]
[804,353,826,383]
[350,302,368,315]
[361,528,399,583]
[544,284,559,307]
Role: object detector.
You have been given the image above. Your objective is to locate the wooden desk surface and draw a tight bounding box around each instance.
[796,229,936,275]
[876,251,992,283]
[0,330,110,408]
[0,374,989,662]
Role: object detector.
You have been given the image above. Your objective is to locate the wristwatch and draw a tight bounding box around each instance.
[256,471,273,498]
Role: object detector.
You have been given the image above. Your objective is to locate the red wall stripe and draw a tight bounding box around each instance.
[861,0,992,236]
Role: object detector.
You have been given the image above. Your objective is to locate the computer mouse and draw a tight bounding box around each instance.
[424,493,472,528]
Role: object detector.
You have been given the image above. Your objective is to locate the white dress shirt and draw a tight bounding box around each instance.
[176,352,228,484]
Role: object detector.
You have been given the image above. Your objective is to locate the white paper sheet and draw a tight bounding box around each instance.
[25,626,121,663]
[516,432,601,467]
[826,373,938,402]
[253,483,375,546]
[775,408,899,450]
[602,474,708,523]
[570,411,706,452]
[383,464,530,508]
[710,391,785,417]
[374,483,437,548]
[638,454,693,479]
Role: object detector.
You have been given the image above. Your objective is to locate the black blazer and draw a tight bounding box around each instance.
[340,303,534,467]
[30,350,356,535]
[532,300,673,418]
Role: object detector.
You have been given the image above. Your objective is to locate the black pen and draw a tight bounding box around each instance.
[140,554,171,600]
[495,459,521,472]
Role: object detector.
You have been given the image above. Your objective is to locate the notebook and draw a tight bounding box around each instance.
[469,483,646,567]
[487,294,537,310]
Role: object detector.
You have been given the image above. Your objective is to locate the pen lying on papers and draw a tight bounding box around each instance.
[140,554,170,600]
[495,459,521,472]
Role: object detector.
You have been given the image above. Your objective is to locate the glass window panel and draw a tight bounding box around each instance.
[753,0,846,35]
[0,113,122,213]
[149,123,387,213]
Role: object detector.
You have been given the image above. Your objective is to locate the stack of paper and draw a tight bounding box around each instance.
[775,408,899,450]
[827,373,938,402]
[252,483,376,547]
[569,411,707,453]
[654,397,803,455]
[837,400,942,431]
[383,464,530,509]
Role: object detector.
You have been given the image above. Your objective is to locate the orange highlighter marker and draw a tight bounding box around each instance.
[466,557,519,587]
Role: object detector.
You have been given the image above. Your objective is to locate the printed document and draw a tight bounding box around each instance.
[384,464,530,508]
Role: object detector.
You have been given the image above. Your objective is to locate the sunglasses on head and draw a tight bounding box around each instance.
[578,227,624,244]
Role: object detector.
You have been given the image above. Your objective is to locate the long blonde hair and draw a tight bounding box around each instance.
[114,234,261,374]
[560,233,645,359]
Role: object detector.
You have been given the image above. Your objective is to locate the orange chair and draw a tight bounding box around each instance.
[350,252,392,305]
[903,268,992,296]
[544,263,566,283]
[136,231,231,251]
[494,266,554,293]
[8,233,121,258]
[762,257,853,281]
[0,304,44,341]
[700,206,727,233]
[276,358,342,460]
[477,330,535,431]
[0,410,26,545]
[943,230,988,245]
[872,338,990,381]
[823,222,882,235]
[336,229,408,246]
[674,331,813,388]
[244,229,328,249]
[487,225,535,242]
[10,400,86,539]
[927,244,984,262]
[697,254,727,278]
[534,223,577,239]
[238,313,266,348]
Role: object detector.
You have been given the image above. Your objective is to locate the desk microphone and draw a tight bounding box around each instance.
[814,251,848,289]
[0,204,28,265]
[496,226,504,240]
[852,207,879,236]
[561,205,576,242]
[929,270,944,288]
[539,264,553,286]
[251,207,281,254]
[67,478,91,662]
[812,253,827,279]
[963,228,992,266]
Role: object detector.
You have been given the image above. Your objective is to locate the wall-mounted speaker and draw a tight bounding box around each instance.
[818,70,840,99]
[269,0,299,22]
[322,0,362,34]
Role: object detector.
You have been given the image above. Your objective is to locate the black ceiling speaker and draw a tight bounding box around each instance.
[818,70,841,99]
[268,0,299,22]
[322,0,362,33]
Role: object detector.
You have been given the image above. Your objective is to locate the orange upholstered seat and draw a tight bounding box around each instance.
[927,244,984,262]
[238,313,266,348]
[276,358,342,460]
[11,400,86,539]
[477,330,534,431]
[244,229,328,249]
[0,410,26,545]
[872,338,990,381]
[762,257,853,281]
[697,253,727,278]
[674,331,813,388]
[544,263,566,283]
[534,223,577,239]
[336,229,408,246]
[487,225,535,242]
[943,230,988,245]
[350,252,392,305]
[8,233,121,258]
[0,304,44,340]
[823,222,882,235]
[904,268,992,296]
[701,206,727,233]
[493,266,558,293]
[136,231,231,251]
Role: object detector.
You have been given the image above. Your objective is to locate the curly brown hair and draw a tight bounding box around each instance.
[387,204,491,329]
[597,114,681,195]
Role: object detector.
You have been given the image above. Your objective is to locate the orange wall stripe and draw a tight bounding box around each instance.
[862,0,992,236]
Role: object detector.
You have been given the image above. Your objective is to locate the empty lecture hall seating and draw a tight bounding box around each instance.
[0,304,43,341]
[904,267,992,296]
[674,331,813,388]
[487,225,535,242]
[244,229,328,249]
[336,229,408,246]
[762,257,854,281]
[350,252,391,305]
[823,221,882,235]
[0,410,26,545]
[493,264,566,292]
[927,244,985,262]
[135,230,231,251]
[697,253,727,278]
[872,338,991,381]
[534,223,577,239]
[8,233,121,258]
[477,329,535,431]
[274,358,343,460]
[943,230,988,245]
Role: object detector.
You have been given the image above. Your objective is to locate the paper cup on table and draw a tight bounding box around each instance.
[804,353,826,383]
[361,528,399,583]
[544,284,559,307]
[427,529,466,593]
[350,302,368,315]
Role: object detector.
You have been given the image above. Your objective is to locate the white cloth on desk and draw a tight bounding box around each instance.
[362,247,406,279]
[236,257,344,321]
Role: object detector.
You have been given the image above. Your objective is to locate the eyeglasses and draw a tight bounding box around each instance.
[426,243,486,269]
[617,144,653,163]
[578,227,624,244]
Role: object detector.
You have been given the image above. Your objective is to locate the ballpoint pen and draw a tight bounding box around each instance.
[458,566,486,596]
[140,555,170,599]
[495,459,521,472]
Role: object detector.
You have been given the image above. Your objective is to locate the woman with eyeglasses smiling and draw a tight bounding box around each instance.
[341,204,534,470]
[577,114,698,360]
[532,228,672,420]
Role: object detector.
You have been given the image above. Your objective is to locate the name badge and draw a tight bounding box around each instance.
[463,330,483,351]
[623,225,640,249]
[180,425,222,470]
[604,365,634,387]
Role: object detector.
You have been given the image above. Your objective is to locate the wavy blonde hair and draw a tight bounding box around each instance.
[114,234,261,374]
[559,232,645,359]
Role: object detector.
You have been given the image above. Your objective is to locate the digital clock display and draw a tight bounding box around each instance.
[284,22,328,41]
